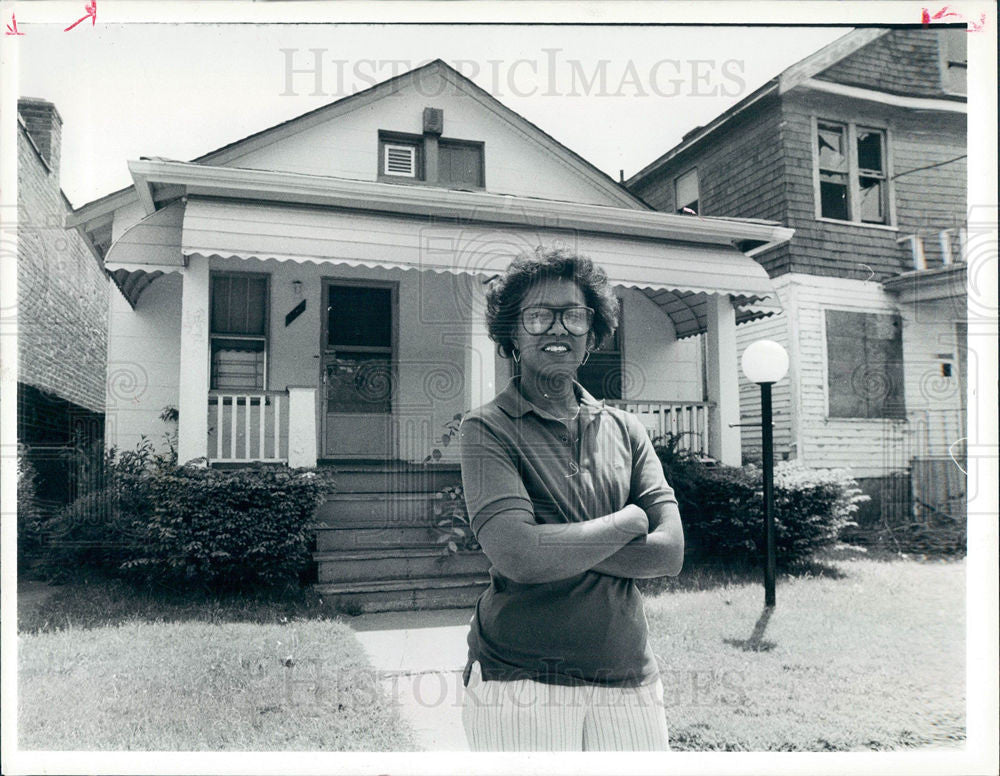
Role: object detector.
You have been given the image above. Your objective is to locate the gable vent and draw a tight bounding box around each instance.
[384,145,417,177]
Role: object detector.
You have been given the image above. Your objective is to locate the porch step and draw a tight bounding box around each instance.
[314,574,489,613]
[314,547,490,583]
[319,461,461,494]
[314,492,440,526]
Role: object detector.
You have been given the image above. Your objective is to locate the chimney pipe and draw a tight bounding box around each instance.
[18,98,63,176]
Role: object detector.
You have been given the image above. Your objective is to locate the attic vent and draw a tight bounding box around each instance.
[384,145,417,177]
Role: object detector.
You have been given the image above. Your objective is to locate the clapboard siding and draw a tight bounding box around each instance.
[734,298,794,463]
[814,29,953,99]
[789,275,912,476]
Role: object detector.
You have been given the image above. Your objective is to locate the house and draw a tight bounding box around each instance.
[627,29,968,530]
[16,98,109,515]
[66,60,791,608]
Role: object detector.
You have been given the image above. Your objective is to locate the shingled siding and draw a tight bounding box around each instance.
[779,91,966,280]
[814,29,955,100]
[17,122,109,415]
[629,95,793,276]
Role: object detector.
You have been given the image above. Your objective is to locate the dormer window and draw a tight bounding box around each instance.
[378,108,485,189]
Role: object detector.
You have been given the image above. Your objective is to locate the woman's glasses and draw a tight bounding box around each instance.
[520,306,594,336]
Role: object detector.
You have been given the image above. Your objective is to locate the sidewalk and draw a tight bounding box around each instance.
[349,608,475,751]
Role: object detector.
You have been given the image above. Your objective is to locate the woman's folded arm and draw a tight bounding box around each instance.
[475,503,649,584]
[590,501,684,579]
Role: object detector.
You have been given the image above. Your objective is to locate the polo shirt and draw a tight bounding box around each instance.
[460,376,678,688]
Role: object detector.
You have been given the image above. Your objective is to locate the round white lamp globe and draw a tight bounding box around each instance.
[741,339,790,384]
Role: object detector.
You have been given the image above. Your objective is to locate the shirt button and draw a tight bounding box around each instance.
[561,435,569,443]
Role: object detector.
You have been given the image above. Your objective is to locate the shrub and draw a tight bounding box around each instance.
[653,435,866,568]
[17,446,46,567]
[430,484,479,556]
[38,438,166,579]
[123,465,335,591]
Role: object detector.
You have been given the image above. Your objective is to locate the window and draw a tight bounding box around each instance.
[439,139,484,188]
[939,29,967,95]
[674,168,699,214]
[378,131,484,189]
[825,310,905,419]
[815,120,891,225]
[210,273,269,391]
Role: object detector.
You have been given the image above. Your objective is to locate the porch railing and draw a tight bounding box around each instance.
[208,390,288,463]
[605,400,711,456]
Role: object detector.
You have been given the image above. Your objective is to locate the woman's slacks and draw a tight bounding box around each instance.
[461,661,670,751]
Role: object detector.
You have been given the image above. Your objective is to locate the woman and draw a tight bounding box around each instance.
[459,247,684,751]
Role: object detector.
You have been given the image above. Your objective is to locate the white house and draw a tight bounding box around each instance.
[68,60,792,472]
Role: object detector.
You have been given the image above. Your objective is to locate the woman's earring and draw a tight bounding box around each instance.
[512,348,520,364]
[581,350,591,366]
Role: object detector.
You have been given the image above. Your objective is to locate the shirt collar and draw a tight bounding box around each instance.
[495,375,605,420]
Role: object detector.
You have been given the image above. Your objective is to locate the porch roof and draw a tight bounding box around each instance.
[100,162,790,336]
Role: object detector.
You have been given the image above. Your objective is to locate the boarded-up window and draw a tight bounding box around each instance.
[439,140,484,188]
[211,274,268,391]
[825,310,905,418]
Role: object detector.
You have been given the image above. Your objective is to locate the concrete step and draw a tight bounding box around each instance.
[314,492,439,526]
[315,547,490,584]
[314,574,489,613]
[315,525,441,551]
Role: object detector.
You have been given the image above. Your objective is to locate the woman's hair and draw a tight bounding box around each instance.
[485,246,620,358]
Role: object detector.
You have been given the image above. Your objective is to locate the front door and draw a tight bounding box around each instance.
[322,281,396,459]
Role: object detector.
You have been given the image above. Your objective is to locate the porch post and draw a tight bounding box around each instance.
[177,254,210,464]
[287,386,318,468]
[705,293,742,465]
[465,278,496,411]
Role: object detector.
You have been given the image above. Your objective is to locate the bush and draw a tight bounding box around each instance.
[653,436,866,567]
[38,437,165,578]
[123,465,335,591]
[17,447,46,567]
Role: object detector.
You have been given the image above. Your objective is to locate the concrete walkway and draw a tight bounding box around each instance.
[349,608,475,751]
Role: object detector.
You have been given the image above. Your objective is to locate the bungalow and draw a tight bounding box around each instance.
[67,60,791,608]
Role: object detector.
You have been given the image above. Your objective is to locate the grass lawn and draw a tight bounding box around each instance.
[16,548,965,752]
[17,585,417,751]
[638,548,966,751]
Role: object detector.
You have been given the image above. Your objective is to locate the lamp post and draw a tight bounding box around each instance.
[741,339,790,608]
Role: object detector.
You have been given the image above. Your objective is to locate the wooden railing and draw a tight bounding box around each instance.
[897,226,967,271]
[605,400,711,456]
[208,390,288,463]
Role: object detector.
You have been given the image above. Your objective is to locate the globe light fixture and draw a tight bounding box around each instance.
[740,339,790,608]
[741,339,789,385]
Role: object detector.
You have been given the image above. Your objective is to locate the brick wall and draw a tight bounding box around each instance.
[17,102,109,417]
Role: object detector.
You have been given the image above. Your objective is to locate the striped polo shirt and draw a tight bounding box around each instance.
[460,376,677,688]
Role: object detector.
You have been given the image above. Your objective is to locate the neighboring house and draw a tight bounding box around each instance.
[628,29,968,528]
[66,60,791,608]
[17,98,109,514]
